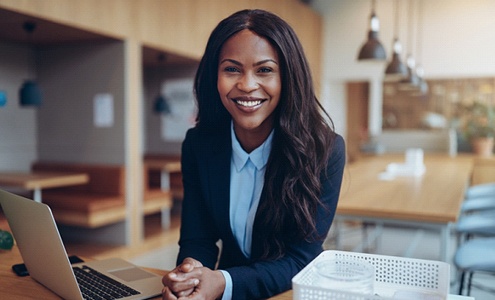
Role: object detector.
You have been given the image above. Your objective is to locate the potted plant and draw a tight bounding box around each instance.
[461,101,495,157]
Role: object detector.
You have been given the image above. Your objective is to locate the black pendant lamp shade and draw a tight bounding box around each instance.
[19,21,42,107]
[153,53,171,115]
[410,65,429,96]
[385,38,408,79]
[19,80,42,107]
[154,94,171,114]
[357,1,386,61]
[398,54,420,90]
[385,0,407,80]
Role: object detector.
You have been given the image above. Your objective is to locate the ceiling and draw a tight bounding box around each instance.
[0,8,198,67]
[0,9,113,45]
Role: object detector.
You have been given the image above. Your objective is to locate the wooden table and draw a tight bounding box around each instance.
[0,246,474,299]
[0,171,89,202]
[334,154,474,262]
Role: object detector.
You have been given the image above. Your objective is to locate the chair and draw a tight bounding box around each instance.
[461,195,495,214]
[464,182,495,199]
[457,186,495,244]
[455,210,495,245]
[454,237,495,296]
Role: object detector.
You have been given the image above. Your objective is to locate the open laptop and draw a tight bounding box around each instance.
[0,189,163,300]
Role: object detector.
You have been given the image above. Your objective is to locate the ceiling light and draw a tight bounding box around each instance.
[357,0,386,61]
[385,0,407,80]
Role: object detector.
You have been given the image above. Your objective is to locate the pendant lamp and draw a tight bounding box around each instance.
[385,0,407,80]
[385,38,408,81]
[153,53,171,115]
[413,65,429,96]
[19,21,42,107]
[399,54,419,89]
[357,0,386,61]
[411,0,429,96]
[154,95,171,114]
[20,80,42,106]
[398,0,419,90]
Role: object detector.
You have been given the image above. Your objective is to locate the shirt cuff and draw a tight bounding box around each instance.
[219,270,233,300]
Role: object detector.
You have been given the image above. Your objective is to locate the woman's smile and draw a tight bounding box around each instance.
[231,96,266,109]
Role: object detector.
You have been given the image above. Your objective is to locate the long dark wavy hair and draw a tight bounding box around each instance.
[194,9,337,259]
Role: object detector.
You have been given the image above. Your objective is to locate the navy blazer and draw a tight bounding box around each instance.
[177,124,346,299]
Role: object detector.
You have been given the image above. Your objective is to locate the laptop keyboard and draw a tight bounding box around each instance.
[73,265,141,300]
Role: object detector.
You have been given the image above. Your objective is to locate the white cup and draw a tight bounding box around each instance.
[313,258,374,295]
[405,148,424,168]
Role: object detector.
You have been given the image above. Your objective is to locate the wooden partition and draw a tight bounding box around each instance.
[0,0,322,84]
[0,0,323,246]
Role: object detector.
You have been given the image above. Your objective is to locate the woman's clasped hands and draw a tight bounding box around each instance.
[162,257,226,300]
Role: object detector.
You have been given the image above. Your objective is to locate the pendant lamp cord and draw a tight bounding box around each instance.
[393,0,400,39]
[416,0,423,64]
[407,0,414,56]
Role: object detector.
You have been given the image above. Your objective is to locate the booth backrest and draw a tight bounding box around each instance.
[32,161,125,196]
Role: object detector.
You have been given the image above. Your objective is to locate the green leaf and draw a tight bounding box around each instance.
[0,230,14,250]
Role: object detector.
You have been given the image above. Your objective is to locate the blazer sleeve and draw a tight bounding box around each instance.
[226,135,346,299]
[176,128,222,268]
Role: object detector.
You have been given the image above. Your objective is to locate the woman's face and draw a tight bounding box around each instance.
[217,29,281,141]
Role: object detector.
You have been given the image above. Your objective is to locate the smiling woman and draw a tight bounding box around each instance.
[161,9,346,300]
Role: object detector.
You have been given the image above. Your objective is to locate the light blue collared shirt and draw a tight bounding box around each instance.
[220,122,273,300]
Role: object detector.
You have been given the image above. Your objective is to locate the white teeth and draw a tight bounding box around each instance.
[236,100,262,107]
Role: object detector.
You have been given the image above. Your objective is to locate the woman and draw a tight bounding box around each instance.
[162,9,345,300]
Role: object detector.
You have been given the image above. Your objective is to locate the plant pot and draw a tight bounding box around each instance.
[471,137,494,157]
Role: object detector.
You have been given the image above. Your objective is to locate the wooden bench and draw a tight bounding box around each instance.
[31,162,172,229]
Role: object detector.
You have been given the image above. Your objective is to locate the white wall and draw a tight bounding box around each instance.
[37,42,126,164]
[313,0,495,138]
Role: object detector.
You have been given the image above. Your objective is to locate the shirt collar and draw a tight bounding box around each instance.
[231,122,273,172]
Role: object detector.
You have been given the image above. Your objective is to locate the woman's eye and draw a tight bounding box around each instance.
[258,67,273,73]
[224,66,239,72]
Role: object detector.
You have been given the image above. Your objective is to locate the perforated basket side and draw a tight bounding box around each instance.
[292,250,450,300]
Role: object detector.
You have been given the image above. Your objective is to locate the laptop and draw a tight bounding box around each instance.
[0,189,163,300]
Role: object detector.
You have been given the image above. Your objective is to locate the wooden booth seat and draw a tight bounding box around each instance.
[32,162,127,228]
[31,162,172,229]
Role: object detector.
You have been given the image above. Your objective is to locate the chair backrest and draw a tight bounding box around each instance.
[31,161,125,195]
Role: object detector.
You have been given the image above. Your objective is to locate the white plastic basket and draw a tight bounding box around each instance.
[292,250,450,300]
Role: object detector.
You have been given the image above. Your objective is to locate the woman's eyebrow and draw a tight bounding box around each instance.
[254,59,278,66]
[219,58,278,66]
[219,58,242,66]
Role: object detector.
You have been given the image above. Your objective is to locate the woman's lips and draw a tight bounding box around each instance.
[232,97,266,108]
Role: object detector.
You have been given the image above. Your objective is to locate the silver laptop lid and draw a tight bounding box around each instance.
[0,189,83,299]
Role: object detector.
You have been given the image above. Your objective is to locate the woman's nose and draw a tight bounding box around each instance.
[237,73,259,92]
